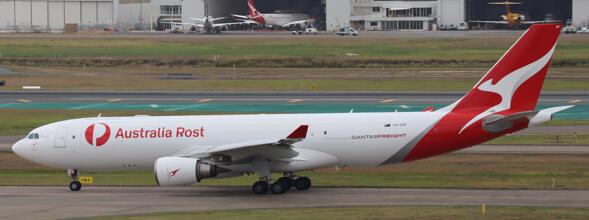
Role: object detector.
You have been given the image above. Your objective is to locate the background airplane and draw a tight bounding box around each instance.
[470,1,561,26]
[12,24,571,195]
[165,16,255,34]
[231,0,313,30]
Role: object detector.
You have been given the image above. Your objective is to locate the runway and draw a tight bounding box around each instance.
[0,186,588,220]
[1,90,587,104]
[0,91,586,118]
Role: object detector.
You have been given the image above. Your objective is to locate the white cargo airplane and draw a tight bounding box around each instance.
[13,24,572,194]
[231,0,312,30]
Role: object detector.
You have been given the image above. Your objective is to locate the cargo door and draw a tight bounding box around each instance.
[54,126,68,148]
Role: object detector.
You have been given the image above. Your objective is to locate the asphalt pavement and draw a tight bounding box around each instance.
[1,186,588,220]
[1,90,587,105]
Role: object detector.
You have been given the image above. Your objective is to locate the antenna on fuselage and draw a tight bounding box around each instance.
[97,113,102,119]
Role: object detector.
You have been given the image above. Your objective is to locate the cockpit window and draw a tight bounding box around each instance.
[28,133,39,139]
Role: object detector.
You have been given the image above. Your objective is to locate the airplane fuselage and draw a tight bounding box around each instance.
[258,13,309,27]
[13,112,475,172]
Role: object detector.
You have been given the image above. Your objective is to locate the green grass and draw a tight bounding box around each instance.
[88,206,589,220]
[3,77,589,91]
[547,120,589,126]
[1,37,589,68]
[488,134,589,146]
[0,38,587,60]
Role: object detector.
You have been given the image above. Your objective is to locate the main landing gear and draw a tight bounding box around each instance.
[67,169,82,191]
[251,173,312,195]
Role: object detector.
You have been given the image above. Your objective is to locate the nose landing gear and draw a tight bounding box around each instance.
[67,169,82,191]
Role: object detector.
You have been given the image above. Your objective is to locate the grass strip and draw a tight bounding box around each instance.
[89,205,589,220]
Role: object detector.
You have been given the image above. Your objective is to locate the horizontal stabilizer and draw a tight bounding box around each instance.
[483,111,537,133]
[529,105,575,127]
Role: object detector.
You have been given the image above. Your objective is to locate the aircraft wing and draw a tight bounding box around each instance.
[230,14,249,20]
[210,17,226,22]
[161,22,195,26]
[282,19,313,28]
[469,20,509,24]
[211,20,258,28]
[520,20,562,24]
[174,125,309,161]
[190,17,206,22]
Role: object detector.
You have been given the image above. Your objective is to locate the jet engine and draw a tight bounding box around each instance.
[154,157,228,186]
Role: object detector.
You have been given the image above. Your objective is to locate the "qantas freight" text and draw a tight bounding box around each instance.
[115,127,205,139]
[351,133,406,140]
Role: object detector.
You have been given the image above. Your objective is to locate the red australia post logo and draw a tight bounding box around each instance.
[85,123,111,147]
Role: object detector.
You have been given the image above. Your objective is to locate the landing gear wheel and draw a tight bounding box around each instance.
[69,180,82,191]
[252,181,269,194]
[276,177,293,190]
[295,176,311,191]
[271,180,290,194]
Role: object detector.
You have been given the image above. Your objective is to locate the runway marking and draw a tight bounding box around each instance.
[569,99,583,104]
[197,99,212,103]
[0,103,18,108]
[164,105,200,112]
[289,99,304,103]
[69,103,108,110]
[380,99,396,103]
[69,97,569,102]
[108,98,123,102]
[70,98,470,102]
[17,99,31,103]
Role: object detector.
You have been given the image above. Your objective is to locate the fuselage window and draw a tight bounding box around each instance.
[33,133,39,139]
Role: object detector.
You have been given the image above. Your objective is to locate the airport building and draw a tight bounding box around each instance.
[0,0,587,32]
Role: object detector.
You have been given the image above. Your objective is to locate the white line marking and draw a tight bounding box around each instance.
[0,103,18,108]
[164,105,201,112]
[69,103,108,110]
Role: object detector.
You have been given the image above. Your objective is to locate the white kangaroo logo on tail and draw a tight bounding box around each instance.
[459,46,556,134]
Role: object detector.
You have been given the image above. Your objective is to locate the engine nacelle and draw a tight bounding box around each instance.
[154,157,226,186]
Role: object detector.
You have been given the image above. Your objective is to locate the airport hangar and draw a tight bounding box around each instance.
[0,0,587,32]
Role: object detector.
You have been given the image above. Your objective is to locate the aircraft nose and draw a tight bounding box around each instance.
[11,140,27,159]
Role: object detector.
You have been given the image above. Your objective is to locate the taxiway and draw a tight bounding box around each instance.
[1,186,588,220]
